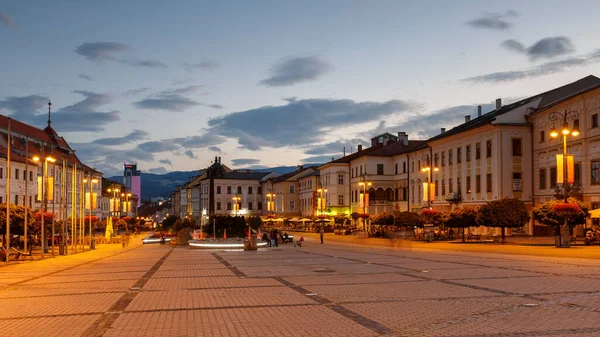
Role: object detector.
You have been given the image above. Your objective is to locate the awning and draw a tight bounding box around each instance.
[289,217,300,222]
[590,208,600,218]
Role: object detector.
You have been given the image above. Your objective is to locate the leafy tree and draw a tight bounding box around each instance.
[162,215,178,229]
[532,198,588,235]
[418,209,442,228]
[444,208,479,242]
[176,228,192,245]
[476,198,530,243]
[247,216,262,230]
[394,211,420,227]
[172,219,184,232]
[373,212,394,226]
[0,204,36,236]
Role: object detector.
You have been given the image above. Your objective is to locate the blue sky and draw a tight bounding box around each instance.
[2,0,600,176]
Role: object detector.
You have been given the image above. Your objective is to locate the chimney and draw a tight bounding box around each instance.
[495,98,502,110]
[441,128,446,134]
[397,132,408,145]
[477,105,482,117]
[465,115,470,123]
[296,165,303,171]
[218,156,221,163]
[358,144,363,152]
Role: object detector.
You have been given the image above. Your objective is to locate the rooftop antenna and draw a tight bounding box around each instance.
[47,100,52,127]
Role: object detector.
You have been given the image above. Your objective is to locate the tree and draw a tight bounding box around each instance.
[394,211,419,227]
[444,208,479,242]
[373,213,394,226]
[0,204,36,236]
[532,198,588,235]
[476,198,530,243]
[247,216,262,231]
[172,219,184,233]
[418,209,442,228]
[162,215,178,229]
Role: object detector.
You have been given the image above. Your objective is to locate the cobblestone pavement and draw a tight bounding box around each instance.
[1,237,600,336]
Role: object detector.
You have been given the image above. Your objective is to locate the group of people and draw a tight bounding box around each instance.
[262,229,282,247]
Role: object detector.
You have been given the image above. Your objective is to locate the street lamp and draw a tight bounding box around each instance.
[107,188,120,216]
[83,176,98,250]
[121,192,132,215]
[232,195,241,215]
[421,154,439,209]
[33,154,56,258]
[549,109,580,248]
[357,182,371,214]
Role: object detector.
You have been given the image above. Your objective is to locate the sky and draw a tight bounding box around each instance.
[1,0,600,177]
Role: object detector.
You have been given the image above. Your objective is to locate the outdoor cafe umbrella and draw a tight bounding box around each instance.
[105,217,114,240]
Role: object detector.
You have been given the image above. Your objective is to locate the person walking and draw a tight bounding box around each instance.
[320,226,324,244]
[273,229,279,247]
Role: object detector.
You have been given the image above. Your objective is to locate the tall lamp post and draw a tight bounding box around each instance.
[357,182,371,214]
[107,188,120,216]
[317,188,328,215]
[549,109,580,247]
[421,154,439,209]
[121,192,131,233]
[83,176,98,250]
[33,153,56,259]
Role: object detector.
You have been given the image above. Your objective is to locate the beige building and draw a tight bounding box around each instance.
[263,166,317,217]
[298,170,319,217]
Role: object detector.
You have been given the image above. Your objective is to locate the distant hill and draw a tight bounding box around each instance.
[109,165,320,201]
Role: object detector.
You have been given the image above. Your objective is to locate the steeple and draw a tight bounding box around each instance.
[47,100,52,128]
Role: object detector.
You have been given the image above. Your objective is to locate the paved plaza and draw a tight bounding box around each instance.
[2,238,600,337]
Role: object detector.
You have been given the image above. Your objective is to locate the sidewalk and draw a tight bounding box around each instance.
[0,233,146,289]
[291,231,600,260]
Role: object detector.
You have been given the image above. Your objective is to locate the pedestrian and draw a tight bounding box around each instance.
[160,231,165,245]
[274,229,279,247]
[320,226,324,244]
[262,232,270,247]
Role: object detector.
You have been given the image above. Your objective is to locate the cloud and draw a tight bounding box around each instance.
[159,159,172,166]
[258,56,333,87]
[501,37,575,61]
[75,42,166,68]
[148,167,168,174]
[123,87,151,96]
[92,129,149,146]
[184,150,195,159]
[78,74,93,81]
[70,141,155,177]
[207,97,415,150]
[133,85,221,111]
[462,50,600,84]
[183,60,222,71]
[466,10,518,30]
[0,12,16,28]
[137,133,225,154]
[301,155,335,164]
[305,138,366,155]
[0,91,120,132]
[231,159,260,166]
[208,146,222,152]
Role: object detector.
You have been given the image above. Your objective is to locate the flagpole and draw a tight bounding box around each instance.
[51,161,55,255]
[41,143,45,259]
[61,159,65,255]
[80,171,84,251]
[71,163,75,253]
[5,118,11,263]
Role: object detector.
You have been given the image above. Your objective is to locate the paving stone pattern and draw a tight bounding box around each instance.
[1,239,600,336]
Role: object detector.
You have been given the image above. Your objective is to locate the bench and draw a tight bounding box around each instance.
[467,234,482,242]
[0,247,21,261]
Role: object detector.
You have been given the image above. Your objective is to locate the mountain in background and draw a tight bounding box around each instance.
[109,165,320,201]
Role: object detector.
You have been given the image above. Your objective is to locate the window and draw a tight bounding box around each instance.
[593,114,599,128]
[0,167,2,179]
[289,185,295,194]
[237,186,242,194]
[457,177,462,194]
[466,146,471,161]
[476,143,481,160]
[540,130,545,143]
[377,164,383,175]
[395,164,398,175]
[539,169,547,190]
[289,200,295,210]
[23,170,26,180]
[486,140,492,158]
[418,160,421,169]
[441,152,446,166]
[411,185,415,202]
[550,167,558,188]
[513,172,522,191]
[448,150,453,165]
[0,196,2,203]
[574,163,582,186]
[258,187,262,195]
[466,176,471,193]
[15,169,19,180]
[338,174,344,184]
[457,147,462,163]
[435,180,439,196]
[486,174,492,192]
[592,161,599,185]
[227,186,231,194]
[449,178,453,193]
[15,195,18,205]
[338,194,344,206]
[216,202,222,210]
[441,179,446,195]
[216,186,221,194]
[227,202,232,210]
[248,186,253,194]
[360,166,363,176]
[402,162,406,173]
[402,188,407,201]
[29,196,32,207]
[412,162,414,172]
[512,138,522,156]
[248,202,253,210]
[258,202,262,210]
